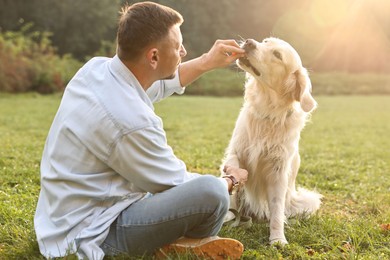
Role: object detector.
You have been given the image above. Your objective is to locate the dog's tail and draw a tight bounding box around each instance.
[285,188,323,218]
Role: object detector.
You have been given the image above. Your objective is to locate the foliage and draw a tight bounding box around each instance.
[86,40,117,61]
[310,72,390,95]
[186,68,390,96]
[186,68,246,97]
[0,0,121,59]
[0,0,388,97]
[0,24,82,93]
[1,0,390,73]
[0,94,389,259]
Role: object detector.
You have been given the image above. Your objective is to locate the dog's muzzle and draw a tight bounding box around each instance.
[239,39,261,76]
[242,39,256,52]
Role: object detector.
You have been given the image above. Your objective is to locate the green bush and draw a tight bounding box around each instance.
[186,68,246,96]
[1,25,389,96]
[310,72,390,95]
[186,68,390,96]
[0,24,82,93]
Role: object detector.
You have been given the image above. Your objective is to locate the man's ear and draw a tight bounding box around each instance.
[146,48,159,69]
[292,68,317,113]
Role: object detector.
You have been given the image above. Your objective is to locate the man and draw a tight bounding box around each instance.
[34,2,248,259]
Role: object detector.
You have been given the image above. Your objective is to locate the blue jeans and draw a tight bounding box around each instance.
[100,175,229,256]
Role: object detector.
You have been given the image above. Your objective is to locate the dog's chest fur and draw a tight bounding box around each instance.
[234,95,308,216]
[236,100,306,169]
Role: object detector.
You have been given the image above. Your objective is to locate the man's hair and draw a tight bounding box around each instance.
[117,1,184,61]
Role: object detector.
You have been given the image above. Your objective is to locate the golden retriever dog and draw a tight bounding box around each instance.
[221,37,322,245]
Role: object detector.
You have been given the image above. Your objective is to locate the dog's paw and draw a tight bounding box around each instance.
[269,237,288,247]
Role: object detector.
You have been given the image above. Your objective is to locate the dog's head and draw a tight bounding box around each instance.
[237,37,316,113]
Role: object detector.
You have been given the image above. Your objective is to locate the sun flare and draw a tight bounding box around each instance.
[310,0,349,27]
[272,0,390,72]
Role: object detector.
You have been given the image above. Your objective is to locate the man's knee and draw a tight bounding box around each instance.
[194,175,229,211]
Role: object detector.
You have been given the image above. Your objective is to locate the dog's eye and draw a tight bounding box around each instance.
[273,50,282,61]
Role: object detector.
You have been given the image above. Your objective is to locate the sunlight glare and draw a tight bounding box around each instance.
[310,0,350,27]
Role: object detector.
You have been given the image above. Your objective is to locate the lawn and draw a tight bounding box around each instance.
[0,93,389,259]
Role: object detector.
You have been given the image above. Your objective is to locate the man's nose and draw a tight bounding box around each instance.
[180,45,187,57]
[242,39,256,52]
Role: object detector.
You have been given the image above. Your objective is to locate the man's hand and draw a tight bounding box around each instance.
[200,39,246,71]
[178,39,245,87]
[223,165,248,185]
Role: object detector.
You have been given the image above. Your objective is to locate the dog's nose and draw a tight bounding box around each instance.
[243,39,256,51]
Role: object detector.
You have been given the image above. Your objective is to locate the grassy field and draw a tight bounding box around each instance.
[0,93,389,259]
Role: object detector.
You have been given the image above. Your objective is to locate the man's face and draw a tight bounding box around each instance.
[158,24,187,79]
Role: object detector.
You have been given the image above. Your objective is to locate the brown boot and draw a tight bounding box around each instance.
[155,236,244,259]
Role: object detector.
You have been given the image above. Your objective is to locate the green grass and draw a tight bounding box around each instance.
[0,93,389,259]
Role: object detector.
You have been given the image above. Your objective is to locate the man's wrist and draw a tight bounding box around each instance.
[199,53,213,73]
[223,176,233,191]
[222,175,239,195]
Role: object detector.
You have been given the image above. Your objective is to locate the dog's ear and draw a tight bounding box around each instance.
[292,68,317,112]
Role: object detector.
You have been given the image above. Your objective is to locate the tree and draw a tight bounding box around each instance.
[123,0,234,59]
[0,0,121,59]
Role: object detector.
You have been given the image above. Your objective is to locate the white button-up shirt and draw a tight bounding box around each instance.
[34,55,204,259]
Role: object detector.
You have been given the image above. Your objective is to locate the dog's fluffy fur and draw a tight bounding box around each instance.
[221,37,322,245]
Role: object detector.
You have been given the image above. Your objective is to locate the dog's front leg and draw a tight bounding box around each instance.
[221,154,240,211]
[267,168,289,245]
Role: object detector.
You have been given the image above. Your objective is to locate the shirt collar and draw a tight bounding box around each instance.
[110,55,153,109]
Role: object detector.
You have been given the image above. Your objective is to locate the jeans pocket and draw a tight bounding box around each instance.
[100,241,124,256]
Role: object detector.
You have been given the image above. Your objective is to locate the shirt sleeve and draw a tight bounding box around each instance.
[146,69,185,103]
[107,125,199,194]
